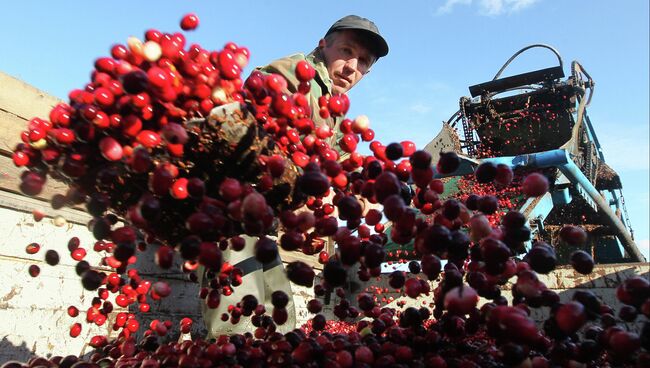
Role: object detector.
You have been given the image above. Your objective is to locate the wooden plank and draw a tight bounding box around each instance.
[0,189,91,225]
[0,153,73,204]
[0,208,100,270]
[0,110,27,155]
[0,71,61,121]
[0,207,100,269]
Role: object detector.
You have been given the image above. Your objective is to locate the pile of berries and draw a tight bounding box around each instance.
[7,12,649,368]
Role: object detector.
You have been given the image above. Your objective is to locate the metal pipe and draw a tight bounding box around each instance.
[554,154,646,262]
[437,149,645,262]
[499,149,644,262]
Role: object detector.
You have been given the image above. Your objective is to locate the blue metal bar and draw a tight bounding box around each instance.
[434,149,644,262]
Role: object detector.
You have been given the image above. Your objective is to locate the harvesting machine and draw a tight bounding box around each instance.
[393,44,645,263]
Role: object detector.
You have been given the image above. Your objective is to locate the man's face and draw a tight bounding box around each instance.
[319,30,376,95]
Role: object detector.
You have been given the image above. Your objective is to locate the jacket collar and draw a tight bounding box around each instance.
[306,48,332,95]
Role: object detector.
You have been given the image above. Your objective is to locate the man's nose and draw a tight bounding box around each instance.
[344,58,358,73]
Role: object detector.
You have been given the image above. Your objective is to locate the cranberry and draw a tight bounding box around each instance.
[385,142,404,160]
[410,150,432,169]
[616,276,650,307]
[559,225,588,246]
[465,193,479,210]
[555,301,586,333]
[474,162,497,183]
[28,264,40,277]
[420,254,442,280]
[286,261,315,287]
[442,199,461,220]
[180,13,199,30]
[323,260,347,287]
[570,250,594,274]
[20,171,45,196]
[255,236,278,263]
[297,170,330,197]
[81,270,104,291]
[312,314,327,331]
[337,195,362,221]
[436,151,460,174]
[25,242,41,255]
[444,285,479,315]
[494,164,514,186]
[295,60,316,82]
[522,172,549,197]
[404,278,422,298]
[45,250,60,266]
[121,70,149,94]
[526,242,557,274]
[477,195,498,214]
[389,271,406,289]
[608,330,641,356]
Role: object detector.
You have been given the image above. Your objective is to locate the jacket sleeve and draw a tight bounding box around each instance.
[256,55,303,94]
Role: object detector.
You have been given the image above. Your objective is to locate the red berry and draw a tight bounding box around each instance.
[170,178,189,199]
[295,60,316,82]
[522,172,549,197]
[12,151,30,166]
[436,151,460,174]
[25,243,41,255]
[474,162,497,183]
[45,250,60,266]
[254,236,278,264]
[410,150,432,170]
[355,346,374,365]
[494,164,514,186]
[71,248,87,261]
[328,95,347,116]
[559,225,588,246]
[286,261,315,287]
[136,130,161,148]
[69,323,82,338]
[28,264,40,277]
[266,155,286,178]
[99,137,123,161]
[570,250,594,274]
[400,141,416,157]
[93,87,114,107]
[555,301,586,333]
[147,67,171,88]
[54,128,76,145]
[385,142,404,160]
[180,13,199,31]
[339,134,358,153]
[404,278,422,298]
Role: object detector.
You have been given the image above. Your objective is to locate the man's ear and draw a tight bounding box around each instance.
[318,38,327,49]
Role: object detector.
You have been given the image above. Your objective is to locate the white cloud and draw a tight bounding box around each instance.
[480,0,504,15]
[508,0,538,12]
[437,0,472,15]
[436,0,539,16]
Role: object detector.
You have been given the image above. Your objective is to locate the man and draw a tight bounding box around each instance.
[200,15,388,339]
[259,14,389,146]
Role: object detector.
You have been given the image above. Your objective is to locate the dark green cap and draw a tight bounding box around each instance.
[325,15,389,58]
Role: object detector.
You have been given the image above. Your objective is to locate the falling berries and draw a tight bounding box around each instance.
[180,14,199,31]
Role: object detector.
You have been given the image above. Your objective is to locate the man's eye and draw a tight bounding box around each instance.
[341,47,353,55]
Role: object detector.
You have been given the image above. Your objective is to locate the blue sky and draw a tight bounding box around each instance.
[1,1,647,260]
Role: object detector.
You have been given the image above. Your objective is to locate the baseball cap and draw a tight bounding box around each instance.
[325,15,389,58]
